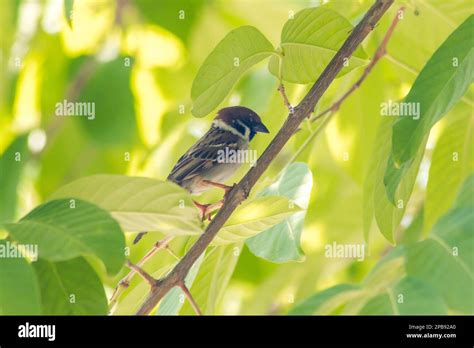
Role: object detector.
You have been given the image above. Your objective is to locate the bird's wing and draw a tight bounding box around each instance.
[167,127,240,184]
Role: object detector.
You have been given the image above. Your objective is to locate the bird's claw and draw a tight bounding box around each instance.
[193,201,212,221]
[193,200,224,222]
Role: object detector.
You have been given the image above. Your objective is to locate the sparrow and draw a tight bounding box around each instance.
[168,106,269,192]
[133,106,269,244]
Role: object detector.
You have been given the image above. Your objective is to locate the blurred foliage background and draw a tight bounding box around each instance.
[0,0,472,315]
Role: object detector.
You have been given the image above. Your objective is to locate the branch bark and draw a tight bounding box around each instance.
[135,0,394,315]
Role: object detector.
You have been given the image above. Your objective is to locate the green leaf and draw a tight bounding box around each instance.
[191,26,274,117]
[362,249,406,292]
[424,114,474,233]
[359,276,447,315]
[454,173,474,207]
[0,134,28,223]
[383,138,426,205]
[3,199,125,275]
[268,7,367,84]
[156,252,205,315]
[50,174,202,236]
[406,176,474,313]
[180,244,241,314]
[33,257,108,315]
[288,284,360,315]
[237,68,277,112]
[63,0,73,28]
[213,196,303,245]
[365,119,421,243]
[77,58,138,146]
[246,163,312,263]
[392,15,474,165]
[400,207,424,245]
[0,240,41,314]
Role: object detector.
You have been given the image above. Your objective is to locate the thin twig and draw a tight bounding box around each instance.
[135,0,394,315]
[178,282,202,315]
[126,260,156,287]
[309,6,405,124]
[287,6,405,163]
[165,245,181,261]
[109,236,174,308]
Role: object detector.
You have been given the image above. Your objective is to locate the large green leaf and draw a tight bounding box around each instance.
[0,240,41,314]
[246,163,312,263]
[292,173,473,314]
[77,58,138,146]
[453,173,474,207]
[268,7,367,84]
[364,119,421,243]
[0,134,28,223]
[180,244,241,315]
[424,113,474,233]
[359,276,447,315]
[406,176,474,313]
[3,199,125,275]
[33,257,108,315]
[391,15,474,165]
[289,248,447,315]
[50,174,202,236]
[191,26,274,117]
[383,137,426,205]
[213,196,302,245]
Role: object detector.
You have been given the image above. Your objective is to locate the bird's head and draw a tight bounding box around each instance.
[213,106,269,140]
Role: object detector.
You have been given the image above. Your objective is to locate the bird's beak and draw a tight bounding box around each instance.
[253,122,269,133]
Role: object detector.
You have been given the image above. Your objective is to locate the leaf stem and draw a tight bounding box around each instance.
[277,83,295,114]
[126,260,156,287]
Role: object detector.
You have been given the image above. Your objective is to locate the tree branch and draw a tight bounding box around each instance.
[135,0,394,315]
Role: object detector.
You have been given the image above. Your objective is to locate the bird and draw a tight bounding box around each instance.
[133,106,269,244]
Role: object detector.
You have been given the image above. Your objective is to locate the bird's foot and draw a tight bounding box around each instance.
[193,200,211,221]
[193,200,224,222]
